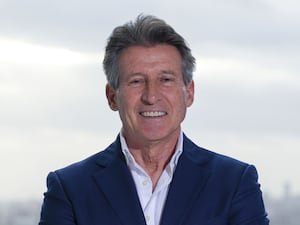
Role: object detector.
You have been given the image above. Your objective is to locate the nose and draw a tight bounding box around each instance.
[141,81,160,105]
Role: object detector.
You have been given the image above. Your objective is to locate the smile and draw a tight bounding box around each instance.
[140,111,167,117]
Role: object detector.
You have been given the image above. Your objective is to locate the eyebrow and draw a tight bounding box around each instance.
[160,70,177,75]
[125,70,177,79]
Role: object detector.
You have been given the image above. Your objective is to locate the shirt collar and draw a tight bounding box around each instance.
[120,130,183,176]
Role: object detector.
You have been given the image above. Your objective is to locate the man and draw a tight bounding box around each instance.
[39,15,269,225]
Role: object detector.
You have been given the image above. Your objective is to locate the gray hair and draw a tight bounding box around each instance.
[103,14,195,89]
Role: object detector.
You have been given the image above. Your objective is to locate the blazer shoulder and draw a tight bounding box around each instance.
[54,137,122,181]
[182,136,262,200]
[183,135,251,172]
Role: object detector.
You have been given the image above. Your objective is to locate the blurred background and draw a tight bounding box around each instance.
[0,0,299,224]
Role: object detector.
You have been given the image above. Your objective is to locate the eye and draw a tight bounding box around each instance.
[162,77,172,82]
[128,77,145,87]
[160,75,175,85]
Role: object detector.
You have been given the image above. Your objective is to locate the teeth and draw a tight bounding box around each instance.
[141,111,166,117]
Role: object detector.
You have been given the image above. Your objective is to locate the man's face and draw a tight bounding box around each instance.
[106,44,194,146]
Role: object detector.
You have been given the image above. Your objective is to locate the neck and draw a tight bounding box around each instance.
[125,132,180,190]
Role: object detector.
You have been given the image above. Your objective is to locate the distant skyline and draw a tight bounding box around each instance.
[1,0,299,200]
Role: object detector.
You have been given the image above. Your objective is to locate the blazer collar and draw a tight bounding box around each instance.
[93,136,147,225]
[160,134,213,225]
[93,134,212,225]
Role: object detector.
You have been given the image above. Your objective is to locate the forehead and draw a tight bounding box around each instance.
[118,44,182,75]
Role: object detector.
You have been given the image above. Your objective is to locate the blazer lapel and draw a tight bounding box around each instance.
[93,139,147,225]
[160,136,212,225]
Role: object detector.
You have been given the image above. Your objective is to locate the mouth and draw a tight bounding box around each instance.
[140,111,167,117]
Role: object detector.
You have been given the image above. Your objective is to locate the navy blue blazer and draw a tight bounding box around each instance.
[39,135,269,225]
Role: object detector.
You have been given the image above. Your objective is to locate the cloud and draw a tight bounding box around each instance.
[0,38,99,65]
[186,78,300,136]
[1,0,299,53]
[0,0,299,199]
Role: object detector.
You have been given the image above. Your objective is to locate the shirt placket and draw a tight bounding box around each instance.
[141,175,153,225]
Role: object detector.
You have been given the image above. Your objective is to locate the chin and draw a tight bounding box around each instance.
[141,130,175,142]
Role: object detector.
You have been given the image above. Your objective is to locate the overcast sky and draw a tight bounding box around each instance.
[0,0,299,202]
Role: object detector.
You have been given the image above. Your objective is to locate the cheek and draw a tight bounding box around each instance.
[167,92,187,112]
[117,93,137,116]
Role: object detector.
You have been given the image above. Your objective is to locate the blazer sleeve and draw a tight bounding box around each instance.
[39,171,76,225]
[230,165,269,225]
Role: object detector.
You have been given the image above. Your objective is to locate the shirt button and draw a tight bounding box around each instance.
[142,180,149,186]
[146,215,150,222]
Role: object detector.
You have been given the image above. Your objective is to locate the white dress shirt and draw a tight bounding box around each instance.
[120,131,183,225]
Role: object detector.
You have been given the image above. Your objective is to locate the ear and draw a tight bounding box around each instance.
[185,80,194,107]
[106,84,118,111]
